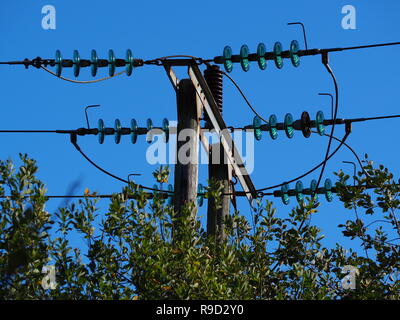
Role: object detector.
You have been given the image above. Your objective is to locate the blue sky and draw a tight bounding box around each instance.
[1,0,399,251]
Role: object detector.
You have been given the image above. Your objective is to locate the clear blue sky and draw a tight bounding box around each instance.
[1,0,399,251]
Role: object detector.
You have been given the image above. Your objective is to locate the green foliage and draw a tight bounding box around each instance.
[0,154,398,300]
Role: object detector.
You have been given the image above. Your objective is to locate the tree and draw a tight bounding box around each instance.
[0,154,398,299]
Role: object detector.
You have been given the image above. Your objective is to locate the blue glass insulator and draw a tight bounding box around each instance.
[316,111,325,136]
[223,46,233,73]
[257,43,267,70]
[295,180,304,203]
[167,184,174,206]
[146,118,153,143]
[126,49,134,76]
[324,178,333,202]
[310,179,318,201]
[273,42,283,69]
[114,119,122,144]
[162,118,169,143]
[253,116,262,141]
[284,113,294,138]
[281,184,290,205]
[269,114,278,140]
[290,40,300,67]
[153,184,159,196]
[131,119,138,144]
[240,44,250,72]
[98,119,105,144]
[197,183,205,207]
[91,49,98,77]
[73,50,80,77]
[108,49,116,76]
[55,50,63,77]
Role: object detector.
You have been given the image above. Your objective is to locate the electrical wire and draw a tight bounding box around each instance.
[0,127,374,199]
[323,42,400,53]
[196,64,363,196]
[255,130,371,194]
[41,66,126,83]
[69,135,173,194]
[0,130,58,133]
[0,130,360,196]
[71,139,130,184]
[0,193,165,200]
[148,55,201,60]
[217,61,349,194]
[145,55,205,66]
[315,56,339,190]
[0,194,147,199]
[191,71,354,196]
[0,128,369,196]
[0,130,380,200]
[1,42,398,202]
[256,132,350,193]
[322,132,371,178]
[219,68,270,124]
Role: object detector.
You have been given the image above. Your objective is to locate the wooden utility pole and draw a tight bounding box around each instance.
[173,78,200,219]
[163,61,256,242]
[207,142,231,242]
[204,65,231,242]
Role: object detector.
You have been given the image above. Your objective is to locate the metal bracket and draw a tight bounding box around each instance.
[163,62,180,92]
[287,22,309,51]
[188,63,257,205]
[342,161,357,186]
[318,93,334,119]
[84,104,101,129]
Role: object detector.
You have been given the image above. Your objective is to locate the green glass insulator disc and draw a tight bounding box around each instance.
[257,43,267,70]
[55,50,63,77]
[324,178,333,202]
[284,113,294,138]
[108,49,116,76]
[240,44,250,72]
[253,116,262,141]
[126,49,133,76]
[114,119,122,144]
[153,184,159,196]
[162,118,169,143]
[167,184,174,206]
[147,118,153,131]
[310,179,318,201]
[98,119,105,144]
[146,118,153,143]
[223,46,233,73]
[290,40,300,67]
[281,184,290,205]
[295,180,304,203]
[197,183,205,207]
[316,111,325,136]
[73,50,81,77]
[273,42,283,69]
[91,49,98,77]
[130,119,138,144]
[269,114,278,140]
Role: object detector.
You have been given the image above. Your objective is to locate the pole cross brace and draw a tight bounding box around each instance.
[188,63,257,205]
